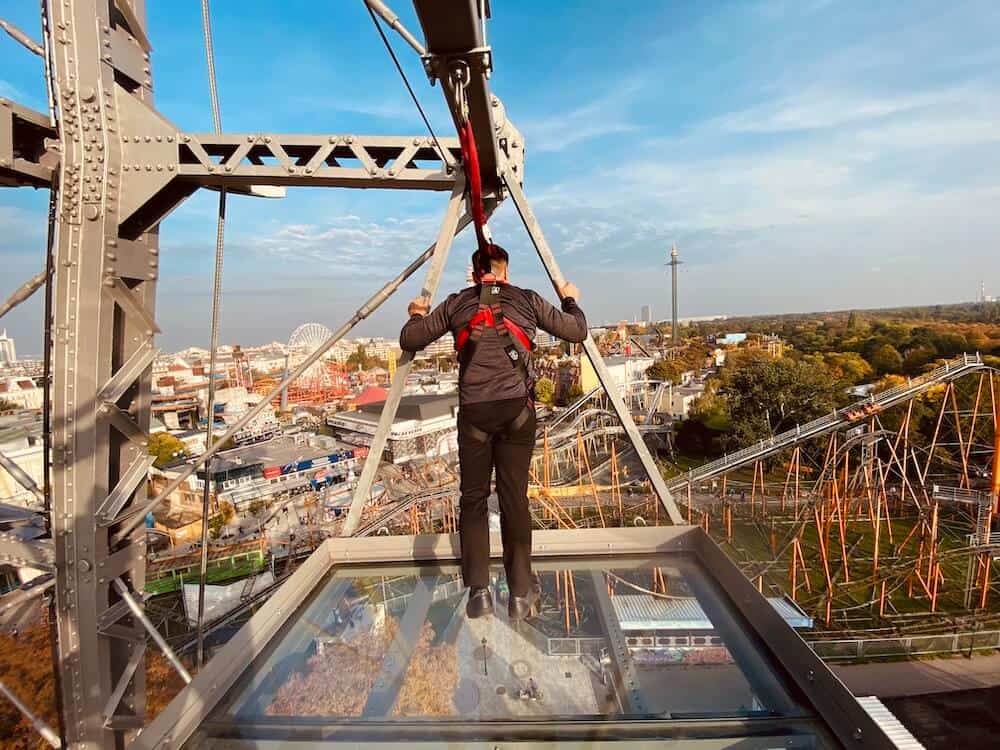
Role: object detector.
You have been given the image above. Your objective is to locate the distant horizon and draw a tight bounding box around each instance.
[6,292,993,362]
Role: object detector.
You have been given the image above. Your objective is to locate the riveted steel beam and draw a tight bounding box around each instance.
[0,532,55,571]
[116,128,463,236]
[413,0,501,190]
[0,98,56,187]
[45,2,158,746]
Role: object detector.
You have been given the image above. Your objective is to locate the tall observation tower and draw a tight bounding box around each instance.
[667,244,682,344]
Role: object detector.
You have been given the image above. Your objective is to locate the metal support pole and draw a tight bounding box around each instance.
[0,679,61,748]
[503,166,684,524]
[111,578,192,684]
[363,0,427,55]
[0,269,48,320]
[342,177,466,536]
[668,244,681,345]
[119,209,477,539]
[0,448,45,502]
[0,17,45,56]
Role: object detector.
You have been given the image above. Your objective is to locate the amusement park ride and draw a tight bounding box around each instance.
[0,1,985,748]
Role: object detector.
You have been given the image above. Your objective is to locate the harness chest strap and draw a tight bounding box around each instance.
[454,277,533,354]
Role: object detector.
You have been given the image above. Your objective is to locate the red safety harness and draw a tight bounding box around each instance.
[454,274,534,383]
[454,275,536,441]
[455,275,532,353]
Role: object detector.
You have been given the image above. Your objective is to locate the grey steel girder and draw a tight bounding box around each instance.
[0,97,57,187]
[414,0,503,192]
[116,126,466,237]
[0,531,55,571]
[45,2,157,747]
[587,569,649,714]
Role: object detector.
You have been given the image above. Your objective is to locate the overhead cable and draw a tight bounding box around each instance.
[197,0,227,669]
[364,2,451,168]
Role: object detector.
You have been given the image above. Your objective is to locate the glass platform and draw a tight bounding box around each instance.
[134,527,895,749]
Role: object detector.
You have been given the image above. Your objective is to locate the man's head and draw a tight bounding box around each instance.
[472,244,509,282]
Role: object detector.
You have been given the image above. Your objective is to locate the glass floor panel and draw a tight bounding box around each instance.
[191,553,840,747]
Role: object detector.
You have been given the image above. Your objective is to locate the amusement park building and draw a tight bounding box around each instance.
[0,377,42,410]
[580,355,656,394]
[327,393,460,464]
[150,434,362,513]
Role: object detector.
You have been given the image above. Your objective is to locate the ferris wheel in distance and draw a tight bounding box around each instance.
[285,323,347,405]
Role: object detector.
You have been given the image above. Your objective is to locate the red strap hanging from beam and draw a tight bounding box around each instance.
[458,118,494,265]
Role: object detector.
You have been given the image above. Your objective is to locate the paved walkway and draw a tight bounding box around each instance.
[833,652,1000,698]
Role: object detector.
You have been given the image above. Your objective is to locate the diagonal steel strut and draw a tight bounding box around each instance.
[117,203,477,539]
[501,163,684,525]
[341,175,467,536]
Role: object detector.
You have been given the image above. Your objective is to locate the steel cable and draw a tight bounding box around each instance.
[364,2,451,168]
[196,0,227,668]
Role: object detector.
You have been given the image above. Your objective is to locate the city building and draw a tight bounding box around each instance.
[213,386,281,446]
[0,329,16,365]
[641,305,652,324]
[759,334,785,358]
[534,330,560,349]
[612,594,812,657]
[413,331,456,359]
[0,377,42,410]
[579,355,655,395]
[327,393,459,464]
[354,337,402,361]
[667,383,705,420]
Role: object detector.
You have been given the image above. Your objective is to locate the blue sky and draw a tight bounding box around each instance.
[2,0,999,353]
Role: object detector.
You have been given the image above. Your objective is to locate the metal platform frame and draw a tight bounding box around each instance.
[133,526,895,749]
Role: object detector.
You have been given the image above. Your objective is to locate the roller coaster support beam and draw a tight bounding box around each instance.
[502,163,685,525]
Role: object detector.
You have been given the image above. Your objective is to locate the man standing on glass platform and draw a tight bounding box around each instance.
[400,245,588,620]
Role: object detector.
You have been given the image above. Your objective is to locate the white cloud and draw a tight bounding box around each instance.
[713,88,964,134]
[519,79,644,152]
[245,212,451,276]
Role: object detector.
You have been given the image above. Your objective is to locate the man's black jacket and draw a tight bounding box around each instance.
[400,283,587,405]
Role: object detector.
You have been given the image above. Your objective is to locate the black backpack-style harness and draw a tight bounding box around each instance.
[454,275,535,442]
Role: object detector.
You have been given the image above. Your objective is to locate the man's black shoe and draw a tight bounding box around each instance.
[466,586,494,619]
[508,587,540,621]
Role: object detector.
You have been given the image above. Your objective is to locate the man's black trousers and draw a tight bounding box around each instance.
[457,397,536,597]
